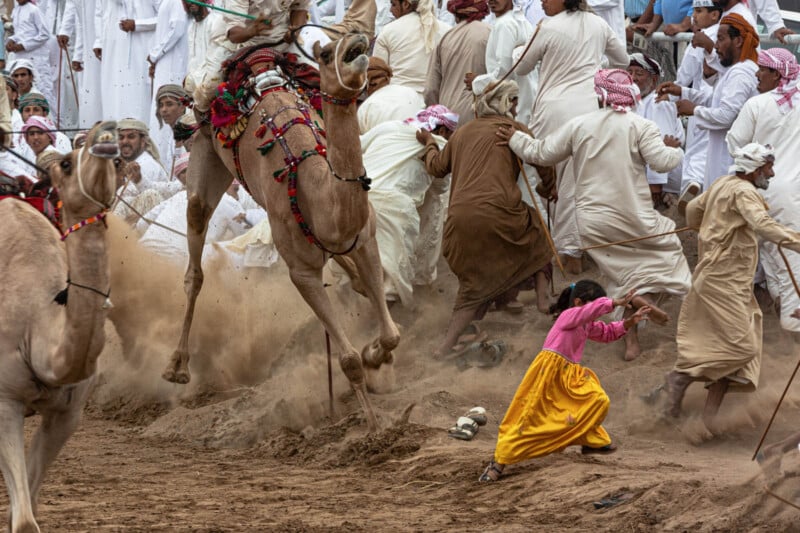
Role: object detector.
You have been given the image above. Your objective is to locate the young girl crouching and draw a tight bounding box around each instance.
[479,280,650,482]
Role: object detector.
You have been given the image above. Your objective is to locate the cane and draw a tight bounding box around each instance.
[325,330,334,419]
[752,241,800,461]
[517,157,565,277]
[56,47,63,129]
[63,44,80,110]
[580,227,692,251]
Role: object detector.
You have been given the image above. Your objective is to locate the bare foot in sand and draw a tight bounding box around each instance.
[624,327,641,361]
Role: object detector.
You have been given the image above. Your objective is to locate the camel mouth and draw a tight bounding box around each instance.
[89,142,121,159]
[343,37,368,64]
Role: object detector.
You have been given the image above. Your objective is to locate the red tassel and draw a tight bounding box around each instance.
[254,124,267,138]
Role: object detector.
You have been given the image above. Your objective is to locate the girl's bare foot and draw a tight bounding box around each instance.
[624,327,641,361]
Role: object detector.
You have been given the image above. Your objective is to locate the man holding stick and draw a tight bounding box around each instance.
[663,143,800,431]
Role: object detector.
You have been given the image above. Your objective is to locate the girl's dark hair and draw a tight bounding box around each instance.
[549,279,607,318]
[565,0,583,12]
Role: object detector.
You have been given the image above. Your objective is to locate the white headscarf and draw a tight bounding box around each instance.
[412,0,439,54]
[729,143,775,174]
[474,80,519,120]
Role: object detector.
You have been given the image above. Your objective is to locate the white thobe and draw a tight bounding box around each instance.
[636,92,684,191]
[510,109,691,298]
[54,0,80,130]
[8,3,56,108]
[95,0,158,124]
[186,12,220,92]
[472,8,536,127]
[58,0,103,127]
[681,59,758,189]
[139,191,247,263]
[357,84,425,134]
[675,24,717,192]
[148,0,189,100]
[587,0,625,43]
[360,121,448,305]
[726,93,800,333]
[372,13,450,94]
[515,9,628,256]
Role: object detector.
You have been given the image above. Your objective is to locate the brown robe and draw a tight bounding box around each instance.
[422,117,553,310]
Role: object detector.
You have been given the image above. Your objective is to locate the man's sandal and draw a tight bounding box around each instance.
[478,460,504,482]
[581,444,618,455]
[448,416,479,441]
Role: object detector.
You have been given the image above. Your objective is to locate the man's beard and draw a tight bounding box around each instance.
[754,173,770,190]
[720,54,734,68]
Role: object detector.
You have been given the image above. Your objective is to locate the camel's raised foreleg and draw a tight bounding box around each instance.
[288,264,380,431]
[0,401,39,533]
[26,384,91,515]
[348,229,401,384]
[163,130,233,384]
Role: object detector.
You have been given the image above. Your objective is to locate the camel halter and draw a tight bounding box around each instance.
[77,144,117,210]
[333,37,367,93]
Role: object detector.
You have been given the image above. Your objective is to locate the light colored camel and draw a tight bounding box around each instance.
[0,122,120,533]
[162,34,400,431]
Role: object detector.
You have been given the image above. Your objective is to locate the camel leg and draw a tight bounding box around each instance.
[163,131,233,384]
[348,235,401,371]
[26,385,90,514]
[0,401,39,533]
[288,265,380,431]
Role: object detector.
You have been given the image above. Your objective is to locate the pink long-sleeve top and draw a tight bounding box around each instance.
[542,297,627,363]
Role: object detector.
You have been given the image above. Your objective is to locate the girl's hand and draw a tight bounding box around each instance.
[624,306,651,330]
[612,289,637,309]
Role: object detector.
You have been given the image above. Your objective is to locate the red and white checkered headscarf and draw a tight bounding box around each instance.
[594,69,641,113]
[758,48,799,114]
[404,105,459,132]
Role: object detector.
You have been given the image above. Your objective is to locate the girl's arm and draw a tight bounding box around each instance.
[586,305,651,343]
[556,297,614,329]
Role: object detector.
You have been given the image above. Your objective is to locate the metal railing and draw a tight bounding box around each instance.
[648,31,800,45]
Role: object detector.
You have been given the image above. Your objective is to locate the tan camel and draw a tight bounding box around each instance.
[162,34,400,431]
[0,122,120,533]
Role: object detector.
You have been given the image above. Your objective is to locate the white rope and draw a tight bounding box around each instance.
[76,145,115,209]
[333,37,367,93]
[115,186,187,238]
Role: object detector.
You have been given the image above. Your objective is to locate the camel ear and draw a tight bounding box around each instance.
[313,41,323,62]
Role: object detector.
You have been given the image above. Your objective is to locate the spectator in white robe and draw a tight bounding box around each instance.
[588,0,626,42]
[513,0,628,273]
[139,182,249,264]
[6,0,55,107]
[184,0,220,95]
[372,0,450,94]
[359,105,457,305]
[424,0,489,126]
[502,69,691,360]
[470,0,536,127]
[672,0,719,203]
[147,0,189,119]
[628,53,684,207]
[686,0,756,79]
[21,116,63,167]
[114,118,180,225]
[358,57,425,134]
[658,13,758,209]
[150,84,190,181]
[58,0,102,127]
[53,0,80,131]
[727,48,800,338]
[2,73,23,140]
[94,0,158,124]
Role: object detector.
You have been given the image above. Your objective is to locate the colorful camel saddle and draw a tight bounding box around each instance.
[0,173,61,229]
[211,44,322,147]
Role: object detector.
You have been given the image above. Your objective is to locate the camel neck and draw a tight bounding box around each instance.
[51,220,110,385]
[322,101,364,180]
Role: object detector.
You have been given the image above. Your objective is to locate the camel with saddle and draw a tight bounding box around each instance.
[0,122,121,533]
[161,33,399,431]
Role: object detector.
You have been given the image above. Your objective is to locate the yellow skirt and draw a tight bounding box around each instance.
[494,350,611,465]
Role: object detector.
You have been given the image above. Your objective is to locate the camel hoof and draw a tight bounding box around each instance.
[162,350,192,385]
[365,363,395,394]
[361,339,393,369]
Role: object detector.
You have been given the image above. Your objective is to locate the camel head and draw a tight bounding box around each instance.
[51,121,121,226]
[313,33,369,99]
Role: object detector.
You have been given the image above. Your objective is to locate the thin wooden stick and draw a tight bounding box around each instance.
[63,45,80,110]
[752,242,800,461]
[580,226,691,252]
[517,157,564,277]
[325,330,334,419]
[764,485,800,511]
[56,47,63,129]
